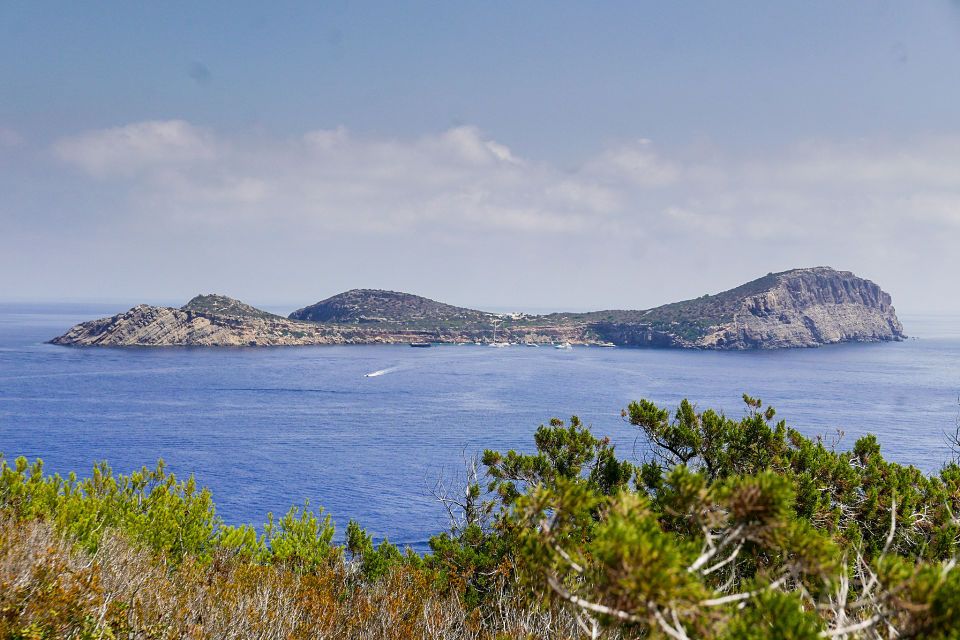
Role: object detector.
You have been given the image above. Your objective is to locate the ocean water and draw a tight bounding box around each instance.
[1,303,958,550]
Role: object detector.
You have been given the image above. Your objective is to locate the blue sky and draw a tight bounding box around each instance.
[2,2,960,312]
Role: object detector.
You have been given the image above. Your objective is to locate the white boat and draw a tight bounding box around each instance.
[524,342,540,347]
[554,342,572,350]
[597,342,616,348]
[489,319,510,348]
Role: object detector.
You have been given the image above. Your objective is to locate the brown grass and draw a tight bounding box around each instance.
[0,515,584,639]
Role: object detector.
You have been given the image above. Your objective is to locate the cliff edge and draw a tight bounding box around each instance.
[699,267,904,349]
[50,268,904,349]
[50,296,352,347]
[586,267,904,349]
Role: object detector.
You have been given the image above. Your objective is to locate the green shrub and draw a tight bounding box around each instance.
[4,394,960,638]
[0,457,218,560]
[263,501,338,573]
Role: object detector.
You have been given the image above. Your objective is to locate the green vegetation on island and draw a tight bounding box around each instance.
[181,294,285,320]
[50,267,905,349]
[2,395,959,638]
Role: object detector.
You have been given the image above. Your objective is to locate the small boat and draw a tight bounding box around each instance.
[524,342,540,347]
[554,342,572,350]
[409,342,432,348]
[489,320,509,348]
[597,342,616,348]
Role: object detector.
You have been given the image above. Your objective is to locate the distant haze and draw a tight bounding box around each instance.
[2,3,960,313]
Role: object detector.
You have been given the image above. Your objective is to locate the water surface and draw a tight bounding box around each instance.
[1,304,957,549]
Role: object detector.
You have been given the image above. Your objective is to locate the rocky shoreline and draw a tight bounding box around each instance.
[50,267,905,350]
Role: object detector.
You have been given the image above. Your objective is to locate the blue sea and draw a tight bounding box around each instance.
[1,303,958,550]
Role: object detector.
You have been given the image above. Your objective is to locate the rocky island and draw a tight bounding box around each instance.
[50,267,904,350]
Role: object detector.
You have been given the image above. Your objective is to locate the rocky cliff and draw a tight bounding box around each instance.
[693,268,904,349]
[585,267,903,349]
[50,268,904,349]
[48,296,434,347]
[49,303,333,347]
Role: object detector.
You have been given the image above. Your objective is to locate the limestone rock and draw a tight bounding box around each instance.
[50,304,349,347]
[50,267,904,350]
[694,268,904,349]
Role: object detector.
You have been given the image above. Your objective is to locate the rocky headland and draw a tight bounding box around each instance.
[50,267,905,349]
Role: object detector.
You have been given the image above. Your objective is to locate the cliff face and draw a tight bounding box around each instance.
[49,293,463,347]
[48,304,345,347]
[693,268,904,349]
[50,268,905,349]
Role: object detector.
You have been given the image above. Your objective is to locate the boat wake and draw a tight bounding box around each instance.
[364,367,398,378]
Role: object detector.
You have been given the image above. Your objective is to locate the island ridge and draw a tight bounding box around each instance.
[50,267,905,350]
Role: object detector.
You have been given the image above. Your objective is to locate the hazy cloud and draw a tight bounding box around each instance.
[582,139,680,188]
[7,120,959,311]
[54,120,217,177]
[54,122,610,234]
[0,127,22,149]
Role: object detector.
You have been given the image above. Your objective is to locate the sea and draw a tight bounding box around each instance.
[1,303,958,551]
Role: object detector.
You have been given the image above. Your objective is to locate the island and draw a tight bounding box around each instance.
[50,267,905,349]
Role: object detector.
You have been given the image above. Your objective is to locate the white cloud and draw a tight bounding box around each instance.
[751,137,960,190]
[54,120,217,177]
[583,139,680,187]
[34,120,960,311]
[434,125,523,166]
[53,121,613,234]
[50,120,960,246]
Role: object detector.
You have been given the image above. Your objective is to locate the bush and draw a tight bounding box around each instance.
[3,394,960,638]
[510,395,960,637]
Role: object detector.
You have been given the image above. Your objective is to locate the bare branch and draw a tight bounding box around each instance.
[652,607,691,640]
[819,613,884,638]
[881,497,898,557]
[700,573,789,607]
[702,540,745,576]
[545,574,643,624]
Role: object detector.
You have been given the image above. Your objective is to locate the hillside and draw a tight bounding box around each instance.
[48,303,343,347]
[50,267,904,349]
[181,294,283,320]
[569,267,904,348]
[289,289,497,327]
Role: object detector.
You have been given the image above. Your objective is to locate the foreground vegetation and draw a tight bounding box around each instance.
[3,396,960,638]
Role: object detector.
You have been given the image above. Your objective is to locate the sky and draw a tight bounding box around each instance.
[2,2,960,313]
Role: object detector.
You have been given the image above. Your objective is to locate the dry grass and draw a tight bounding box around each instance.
[0,514,584,639]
